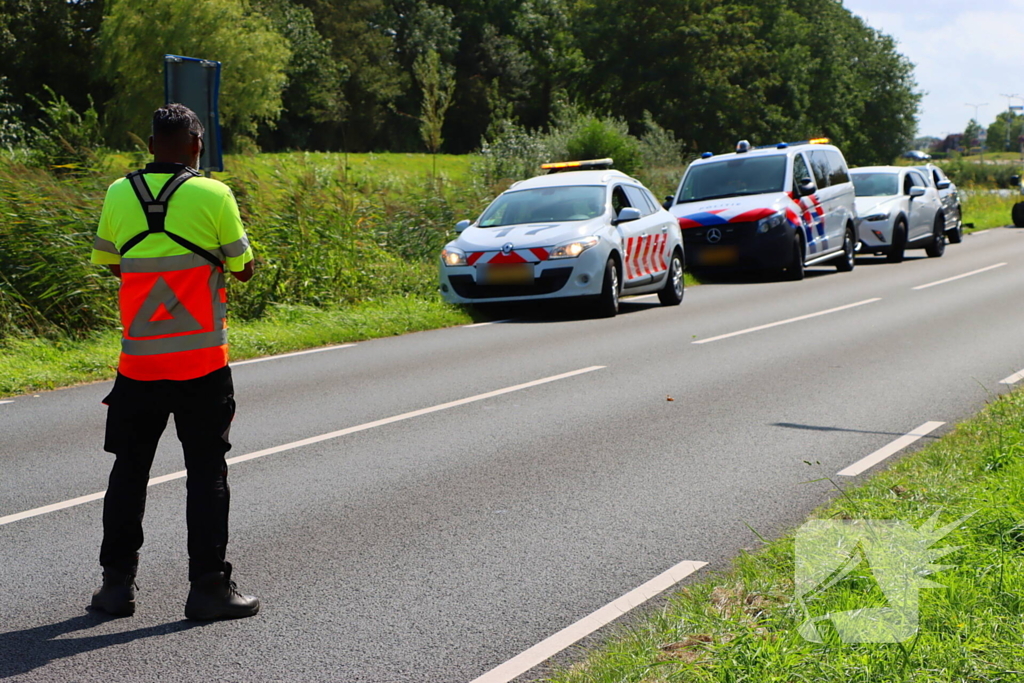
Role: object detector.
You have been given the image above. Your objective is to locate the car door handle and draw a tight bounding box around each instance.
[661,226,669,233]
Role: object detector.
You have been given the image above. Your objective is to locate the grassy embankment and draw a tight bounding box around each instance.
[544,389,1024,682]
[0,152,485,397]
[962,192,1019,232]
[0,151,697,397]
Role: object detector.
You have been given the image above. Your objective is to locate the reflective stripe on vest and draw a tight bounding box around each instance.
[116,170,230,381]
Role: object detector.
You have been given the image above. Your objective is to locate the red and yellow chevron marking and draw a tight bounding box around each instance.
[623,234,668,281]
[468,248,551,265]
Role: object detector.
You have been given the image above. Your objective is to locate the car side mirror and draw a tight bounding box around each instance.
[909,186,926,198]
[936,180,951,190]
[454,219,471,233]
[613,207,642,225]
[798,178,817,197]
[662,196,674,210]
[1011,175,1021,186]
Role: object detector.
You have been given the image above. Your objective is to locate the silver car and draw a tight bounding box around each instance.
[851,166,946,262]
[914,164,963,243]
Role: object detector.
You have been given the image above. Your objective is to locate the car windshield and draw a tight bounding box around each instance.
[852,173,899,197]
[676,156,788,202]
[477,186,606,227]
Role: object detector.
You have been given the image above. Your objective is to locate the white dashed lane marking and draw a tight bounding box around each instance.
[468,559,707,683]
[912,263,1006,291]
[0,366,605,527]
[692,298,882,345]
[837,421,945,477]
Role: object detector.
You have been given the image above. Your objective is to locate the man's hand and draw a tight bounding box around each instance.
[231,260,255,283]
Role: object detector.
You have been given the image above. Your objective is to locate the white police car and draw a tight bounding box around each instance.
[666,139,858,280]
[439,160,684,317]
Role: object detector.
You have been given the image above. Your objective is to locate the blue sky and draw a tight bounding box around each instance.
[842,0,1024,138]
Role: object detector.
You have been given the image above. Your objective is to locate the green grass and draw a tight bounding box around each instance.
[543,390,1024,683]
[0,294,472,397]
[962,192,1018,230]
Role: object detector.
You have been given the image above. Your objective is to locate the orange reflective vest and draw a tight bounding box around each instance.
[117,168,229,381]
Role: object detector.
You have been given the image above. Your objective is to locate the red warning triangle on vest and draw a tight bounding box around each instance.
[148,303,176,322]
[128,275,204,338]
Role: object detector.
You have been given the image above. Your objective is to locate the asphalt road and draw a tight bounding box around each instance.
[2,228,1023,682]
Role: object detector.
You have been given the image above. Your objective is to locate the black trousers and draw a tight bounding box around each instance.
[100,366,235,581]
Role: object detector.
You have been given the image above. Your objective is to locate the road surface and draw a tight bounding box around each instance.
[1,227,1022,682]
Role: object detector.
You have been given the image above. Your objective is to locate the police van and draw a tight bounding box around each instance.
[666,139,858,280]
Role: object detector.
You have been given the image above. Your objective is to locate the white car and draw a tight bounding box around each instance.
[850,166,946,262]
[666,139,857,280]
[439,160,685,317]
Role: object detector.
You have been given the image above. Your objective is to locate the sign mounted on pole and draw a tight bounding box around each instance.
[163,54,224,172]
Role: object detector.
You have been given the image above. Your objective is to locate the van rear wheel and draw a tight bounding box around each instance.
[835,226,855,272]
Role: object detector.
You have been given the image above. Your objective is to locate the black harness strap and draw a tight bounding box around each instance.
[120,168,223,270]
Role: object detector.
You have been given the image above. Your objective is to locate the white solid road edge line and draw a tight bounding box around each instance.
[464,319,514,328]
[232,343,356,366]
[0,400,13,405]
[693,298,882,345]
[837,421,945,477]
[468,560,708,683]
[0,366,605,528]
[1000,369,1024,385]
[912,263,1007,291]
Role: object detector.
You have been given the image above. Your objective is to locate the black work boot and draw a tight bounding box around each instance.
[90,573,137,617]
[184,567,259,621]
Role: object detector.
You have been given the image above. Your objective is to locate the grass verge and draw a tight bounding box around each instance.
[963,192,1018,231]
[544,390,1024,682]
[0,295,472,397]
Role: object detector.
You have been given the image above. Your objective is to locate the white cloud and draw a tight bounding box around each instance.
[841,1,1024,138]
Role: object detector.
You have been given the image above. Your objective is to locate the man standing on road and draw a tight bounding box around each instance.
[88,103,259,620]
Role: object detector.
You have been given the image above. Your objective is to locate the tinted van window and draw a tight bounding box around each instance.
[825,150,850,185]
[807,150,832,189]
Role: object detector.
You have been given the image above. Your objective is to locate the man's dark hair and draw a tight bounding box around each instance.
[152,103,204,139]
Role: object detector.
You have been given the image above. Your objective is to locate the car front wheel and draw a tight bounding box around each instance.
[887,219,906,263]
[595,258,620,318]
[1012,202,1024,228]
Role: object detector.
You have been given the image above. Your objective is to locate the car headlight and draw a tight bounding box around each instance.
[550,236,600,259]
[441,246,467,267]
[756,212,787,233]
[863,213,890,222]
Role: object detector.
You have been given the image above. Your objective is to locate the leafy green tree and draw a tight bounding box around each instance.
[964,119,983,152]
[294,0,404,150]
[0,0,105,126]
[987,111,1024,153]
[98,0,291,146]
[413,49,456,155]
[253,0,348,149]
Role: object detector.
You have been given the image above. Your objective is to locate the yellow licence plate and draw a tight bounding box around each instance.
[479,264,535,285]
[697,246,738,266]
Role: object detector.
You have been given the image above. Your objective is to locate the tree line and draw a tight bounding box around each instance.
[0,0,920,166]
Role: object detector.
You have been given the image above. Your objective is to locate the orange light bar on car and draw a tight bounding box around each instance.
[809,137,831,145]
[540,158,614,170]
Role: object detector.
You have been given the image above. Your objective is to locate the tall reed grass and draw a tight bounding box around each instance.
[0,152,485,340]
